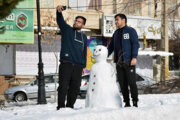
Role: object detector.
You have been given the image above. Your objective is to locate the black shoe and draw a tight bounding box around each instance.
[57,106,60,110]
[66,104,74,109]
[57,106,65,110]
[124,102,131,107]
[133,101,138,107]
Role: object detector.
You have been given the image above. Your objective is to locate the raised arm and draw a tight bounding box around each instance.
[56,5,70,32]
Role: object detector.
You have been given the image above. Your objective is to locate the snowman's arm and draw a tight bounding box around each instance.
[108,35,114,57]
[108,63,117,78]
[88,67,95,83]
[85,91,89,107]
[85,68,95,107]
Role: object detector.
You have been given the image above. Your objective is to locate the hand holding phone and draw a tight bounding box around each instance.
[56,5,66,13]
[62,6,66,10]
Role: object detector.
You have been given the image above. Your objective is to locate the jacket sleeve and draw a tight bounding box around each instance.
[108,34,115,57]
[130,28,140,58]
[83,35,88,68]
[56,11,70,32]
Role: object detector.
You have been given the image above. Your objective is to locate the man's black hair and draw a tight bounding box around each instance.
[114,13,127,24]
[76,16,86,25]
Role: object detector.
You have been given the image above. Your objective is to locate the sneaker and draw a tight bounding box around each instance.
[133,101,138,107]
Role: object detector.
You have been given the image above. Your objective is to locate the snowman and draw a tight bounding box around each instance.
[85,45,122,108]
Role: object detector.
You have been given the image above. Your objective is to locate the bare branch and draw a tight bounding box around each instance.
[167,2,180,17]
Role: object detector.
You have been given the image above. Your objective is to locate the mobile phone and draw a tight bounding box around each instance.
[62,6,66,10]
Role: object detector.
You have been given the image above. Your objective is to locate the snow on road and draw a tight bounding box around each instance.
[1,93,180,120]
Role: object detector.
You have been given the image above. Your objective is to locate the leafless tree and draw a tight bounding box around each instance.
[41,10,59,74]
[169,2,180,71]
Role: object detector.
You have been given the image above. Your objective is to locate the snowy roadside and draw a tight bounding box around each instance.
[0,93,180,120]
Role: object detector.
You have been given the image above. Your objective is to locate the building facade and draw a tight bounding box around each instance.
[1,0,180,76]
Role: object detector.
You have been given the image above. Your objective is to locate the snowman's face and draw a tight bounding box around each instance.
[93,46,102,56]
[93,45,108,61]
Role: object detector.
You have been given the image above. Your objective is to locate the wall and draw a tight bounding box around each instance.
[0,45,15,75]
[15,35,60,75]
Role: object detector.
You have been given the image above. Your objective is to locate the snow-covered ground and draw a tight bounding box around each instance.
[1,93,180,120]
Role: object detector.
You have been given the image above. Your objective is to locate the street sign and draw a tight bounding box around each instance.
[0,0,34,44]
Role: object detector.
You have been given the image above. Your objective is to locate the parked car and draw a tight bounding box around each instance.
[4,74,90,102]
[79,74,90,98]
[4,72,153,102]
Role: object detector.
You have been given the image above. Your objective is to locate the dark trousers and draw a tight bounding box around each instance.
[116,63,138,103]
[57,61,83,108]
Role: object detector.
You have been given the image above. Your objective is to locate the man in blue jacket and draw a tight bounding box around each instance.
[56,5,87,110]
[108,14,140,107]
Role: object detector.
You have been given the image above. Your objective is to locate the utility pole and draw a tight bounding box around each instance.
[143,33,147,49]
[160,0,168,87]
[36,0,47,104]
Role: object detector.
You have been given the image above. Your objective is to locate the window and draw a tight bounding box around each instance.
[154,0,158,17]
[68,0,102,11]
[88,0,102,10]
[44,76,54,83]
[124,0,142,15]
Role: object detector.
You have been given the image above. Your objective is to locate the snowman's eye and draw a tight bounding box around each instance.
[99,49,101,51]
[94,49,96,51]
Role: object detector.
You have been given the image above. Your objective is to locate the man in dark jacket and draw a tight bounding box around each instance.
[56,5,87,110]
[108,13,140,107]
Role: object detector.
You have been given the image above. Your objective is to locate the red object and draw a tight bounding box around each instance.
[83,82,87,86]
[17,16,26,27]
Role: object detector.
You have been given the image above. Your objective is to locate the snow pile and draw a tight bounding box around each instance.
[136,68,153,80]
[139,50,173,56]
[136,56,153,79]
[1,94,180,120]
[136,75,156,88]
[136,50,173,80]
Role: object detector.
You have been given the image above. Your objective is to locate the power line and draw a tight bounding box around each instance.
[13,0,153,10]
